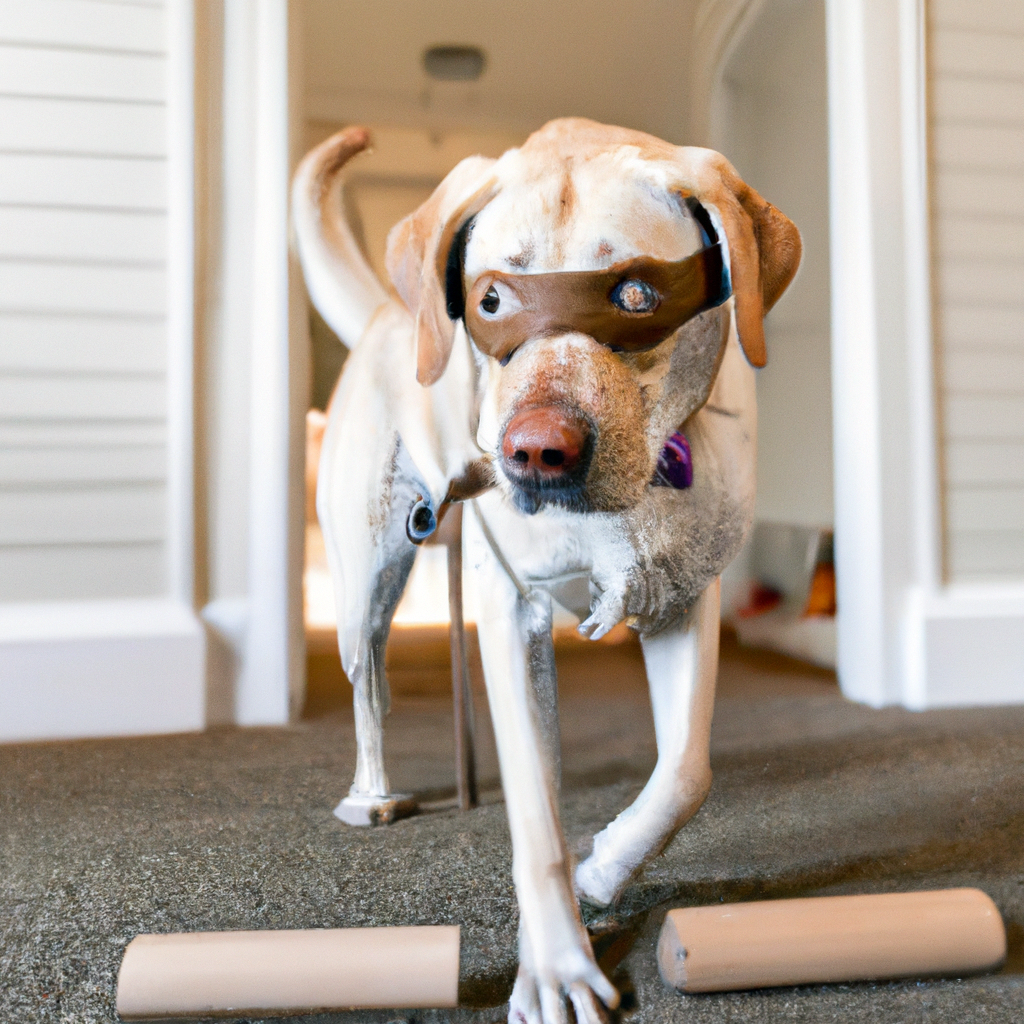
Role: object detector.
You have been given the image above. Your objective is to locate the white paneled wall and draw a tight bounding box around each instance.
[0,0,168,601]
[929,0,1024,582]
[0,0,204,742]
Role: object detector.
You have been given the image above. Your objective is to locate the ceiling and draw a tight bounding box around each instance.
[302,0,704,145]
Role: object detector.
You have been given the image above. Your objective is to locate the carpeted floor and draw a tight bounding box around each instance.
[2,637,1023,1022]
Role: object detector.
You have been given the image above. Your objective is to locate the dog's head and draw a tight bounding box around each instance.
[386,118,801,515]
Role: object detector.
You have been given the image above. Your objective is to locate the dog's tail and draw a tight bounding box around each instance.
[291,127,390,349]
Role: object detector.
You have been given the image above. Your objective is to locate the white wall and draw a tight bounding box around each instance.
[0,0,204,741]
[928,0,1024,583]
[715,0,834,529]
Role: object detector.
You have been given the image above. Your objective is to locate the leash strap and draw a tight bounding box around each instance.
[468,499,535,602]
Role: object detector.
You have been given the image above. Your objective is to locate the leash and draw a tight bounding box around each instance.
[468,499,536,603]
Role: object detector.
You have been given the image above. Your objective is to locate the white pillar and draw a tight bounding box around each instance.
[201,0,308,726]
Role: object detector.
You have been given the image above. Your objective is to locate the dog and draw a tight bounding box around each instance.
[292,118,801,1024]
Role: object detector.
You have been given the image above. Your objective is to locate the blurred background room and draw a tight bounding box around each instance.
[0,0,1020,739]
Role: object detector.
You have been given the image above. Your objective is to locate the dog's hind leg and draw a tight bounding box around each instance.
[575,578,720,908]
[466,501,618,1024]
[340,525,417,823]
[319,416,425,826]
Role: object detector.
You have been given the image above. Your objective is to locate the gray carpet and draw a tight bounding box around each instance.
[2,642,1023,1022]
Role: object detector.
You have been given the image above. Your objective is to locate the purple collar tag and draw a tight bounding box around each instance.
[652,431,693,489]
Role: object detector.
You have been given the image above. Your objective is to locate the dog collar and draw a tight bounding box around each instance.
[463,244,728,364]
[652,431,693,489]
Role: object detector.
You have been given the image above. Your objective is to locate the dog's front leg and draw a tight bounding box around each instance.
[575,578,720,907]
[465,505,618,1024]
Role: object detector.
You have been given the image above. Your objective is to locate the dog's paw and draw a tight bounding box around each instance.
[577,590,626,642]
[332,793,417,826]
[507,959,616,1024]
[574,855,621,909]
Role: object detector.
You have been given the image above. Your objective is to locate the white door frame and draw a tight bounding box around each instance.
[199,0,308,727]
[696,0,1023,708]
[239,0,308,724]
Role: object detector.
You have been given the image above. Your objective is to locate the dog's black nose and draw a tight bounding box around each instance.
[502,407,589,478]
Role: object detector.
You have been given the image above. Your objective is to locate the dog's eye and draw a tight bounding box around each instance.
[481,287,500,314]
[476,280,522,319]
[611,279,659,314]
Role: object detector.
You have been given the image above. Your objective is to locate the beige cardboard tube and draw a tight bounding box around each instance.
[116,925,459,1019]
[658,888,1005,993]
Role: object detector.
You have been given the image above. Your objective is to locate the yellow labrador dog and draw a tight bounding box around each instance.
[292,118,800,1024]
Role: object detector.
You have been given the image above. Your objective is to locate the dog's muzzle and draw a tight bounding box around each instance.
[500,406,594,515]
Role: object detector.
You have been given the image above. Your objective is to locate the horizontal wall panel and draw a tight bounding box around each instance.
[929,4,1024,585]
[0,1,163,54]
[934,215,1024,260]
[933,170,1024,217]
[0,483,166,545]
[0,374,166,420]
[942,347,1024,394]
[0,314,166,372]
[0,207,165,263]
[0,154,165,210]
[931,30,1024,80]
[0,0,172,610]
[931,0,1024,34]
[948,486,1024,532]
[0,422,166,448]
[933,124,1024,171]
[0,44,165,103]
[935,259,1024,305]
[947,531,1024,580]
[0,96,165,158]
[0,261,165,316]
[938,304,1024,347]
[932,78,1024,126]
[946,441,1024,487]
[0,543,165,602]
[0,445,165,486]
[944,395,1024,440]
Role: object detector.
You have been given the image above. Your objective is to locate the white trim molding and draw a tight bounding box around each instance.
[905,584,1024,709]
[0,600,205,742]
[199,0,307,726]
[826,0,908,707]
[167,0,199,607]
[240,0,308,725]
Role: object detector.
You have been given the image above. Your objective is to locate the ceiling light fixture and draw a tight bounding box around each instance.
[423,45,486,82]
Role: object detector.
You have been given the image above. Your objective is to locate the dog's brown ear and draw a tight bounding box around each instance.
[682,152,801,367]
[386,157,498,385]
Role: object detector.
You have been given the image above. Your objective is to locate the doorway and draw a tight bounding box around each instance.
[295,0,837,705]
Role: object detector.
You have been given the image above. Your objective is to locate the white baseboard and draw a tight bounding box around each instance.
[0,598,206,743]
[904,585,1024,709]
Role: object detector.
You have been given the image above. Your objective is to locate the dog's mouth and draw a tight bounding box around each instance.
[499,406,596,515]
[501,459,594,515]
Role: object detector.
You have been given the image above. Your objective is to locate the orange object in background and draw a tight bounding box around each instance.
[736,584,783,619]
[803,562,836,617]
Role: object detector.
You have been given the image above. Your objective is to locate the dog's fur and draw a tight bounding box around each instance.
[292,118,801,1024]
